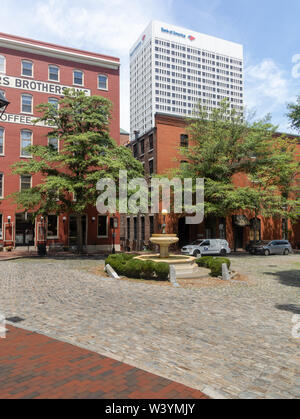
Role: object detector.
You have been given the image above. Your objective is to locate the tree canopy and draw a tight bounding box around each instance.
[11,89,143,249]
[173,100,300,226]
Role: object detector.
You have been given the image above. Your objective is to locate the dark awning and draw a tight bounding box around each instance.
[232,215,251,227]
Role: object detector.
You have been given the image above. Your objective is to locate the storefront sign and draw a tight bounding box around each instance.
[0,74,91,96]
[1,112,54,127]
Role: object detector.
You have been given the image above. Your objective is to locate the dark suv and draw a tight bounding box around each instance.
[248,240,293,256]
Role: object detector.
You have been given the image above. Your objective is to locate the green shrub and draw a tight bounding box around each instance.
[105,254,170,281]
[124,259,143,279]
[216,257,231,269]
[154,262,170,281]
[210,260,223,277]
[196,256,214,268]
[141,261,156,280]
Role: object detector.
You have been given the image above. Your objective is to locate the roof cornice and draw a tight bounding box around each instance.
[0,35,120,70]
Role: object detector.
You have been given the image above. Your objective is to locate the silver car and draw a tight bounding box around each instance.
[181,239,231,257]
[250,240,293,256]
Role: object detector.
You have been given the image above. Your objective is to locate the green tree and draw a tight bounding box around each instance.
[11,90,143,252]
[173,100,300,239]
[287,95,300,133]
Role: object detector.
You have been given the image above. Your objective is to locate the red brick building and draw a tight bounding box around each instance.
[0,32,121,252]
[126,113,300,251]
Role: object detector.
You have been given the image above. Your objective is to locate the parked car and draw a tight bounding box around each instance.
[248,240,293,256]
[181,239,231,257]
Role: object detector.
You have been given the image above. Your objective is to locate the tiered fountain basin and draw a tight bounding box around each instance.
[134,234,203,279]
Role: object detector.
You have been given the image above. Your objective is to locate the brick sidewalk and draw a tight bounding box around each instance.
[0,326,208,399]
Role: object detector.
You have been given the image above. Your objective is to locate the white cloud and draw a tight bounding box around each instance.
[1,0,174,132]
[31,0,175,132]
[245,58,298,131]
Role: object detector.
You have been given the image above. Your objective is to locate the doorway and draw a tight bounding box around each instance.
[178,217,190,247]
[234,227,244,251]
[15,213,35,247]
[69,215,87,246]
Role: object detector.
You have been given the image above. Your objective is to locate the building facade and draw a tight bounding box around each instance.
[130,20,243,139]
[124,113,300,251]
[0,32,121,252]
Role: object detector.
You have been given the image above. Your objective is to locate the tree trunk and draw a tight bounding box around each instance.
[76,214,83,254]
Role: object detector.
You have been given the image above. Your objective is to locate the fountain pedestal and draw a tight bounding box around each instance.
[149,234,179,258]
[135,234,205,279]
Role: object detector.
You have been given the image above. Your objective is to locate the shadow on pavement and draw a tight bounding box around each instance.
[263,270,300,288]
[275,304,300,314]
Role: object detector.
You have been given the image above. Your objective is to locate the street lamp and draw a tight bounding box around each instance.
[0,92,9,119]
[110,216,118,254]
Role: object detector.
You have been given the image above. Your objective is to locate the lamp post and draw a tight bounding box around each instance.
[162,209,168,234]
[0,92,9,119]
[110,216,118,254]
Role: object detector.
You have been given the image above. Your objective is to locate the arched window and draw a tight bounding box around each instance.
[98,74,108,90]
[49,65,59,82]
[22,60,33,77]
[250,218,261,242]
[73,70,83,86]
[0,172,3,198]
[0,55,6,73]
[21,94,33,114]
[20,130,33,157]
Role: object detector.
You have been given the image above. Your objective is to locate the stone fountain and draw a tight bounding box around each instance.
[134,211,202,279]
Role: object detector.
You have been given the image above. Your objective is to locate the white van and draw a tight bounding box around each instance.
[181,239,231,257]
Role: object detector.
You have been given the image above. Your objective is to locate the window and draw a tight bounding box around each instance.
[0,214,2,239]
[0,90,7,115]
[98,215,108,237]
[48,137,58,151]
[0,55,5,73]
[21,94,33,114]
[0,173,3,198]
[141,217,145,242]
[149,159,154,176]
[134,218,138,241]
[47,215,58,238]
[20,175,31,191]
[48,97,59,110]
[73,70,83,86]
[21,130,32,157]
[0,127,4,155]
[49,65,59,81]
[150,216,154,236]
[98,75,108,90]
[149,134,154,151]
[140,140,145,155]
[127,217,131,240]
[133,144,138,158]
[180,134,189,147]
[22,60,33,77]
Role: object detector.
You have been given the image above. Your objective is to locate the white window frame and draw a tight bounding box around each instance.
[21,60,33,78]
[48,136,59,152]
[0,127,4,156]
[20,130,33,158]
[0,55,6,74]
[47,215,59,239]
[98,74,108,91]
[48,65,60,82]
[20,174,32,192]
[21,94,33,115]
[97,215,108,238]
[0,173,4,199]
[48,97,59,110]
[73,70,84,86]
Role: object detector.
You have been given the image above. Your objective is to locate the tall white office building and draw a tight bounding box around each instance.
[130,21,244,139]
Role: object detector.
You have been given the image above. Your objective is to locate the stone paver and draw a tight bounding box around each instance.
[0,255,299,399]
[0,325,208,399]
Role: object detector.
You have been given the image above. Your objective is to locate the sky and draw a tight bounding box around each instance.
[1,0,300,133]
